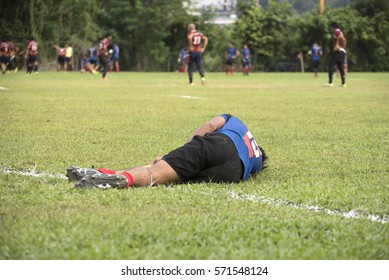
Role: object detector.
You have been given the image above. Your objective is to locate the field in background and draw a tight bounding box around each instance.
[0,72,388,259]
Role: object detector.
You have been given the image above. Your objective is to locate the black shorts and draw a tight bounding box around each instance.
[28,55,38,64]
[226,59,234,66]
[162,133,243,183]
[57,56,65,65]
[0,55,10,64]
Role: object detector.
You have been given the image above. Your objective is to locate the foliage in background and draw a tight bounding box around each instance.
[0,0,388,71]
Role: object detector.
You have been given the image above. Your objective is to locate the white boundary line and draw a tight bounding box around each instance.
[1,164,387,224]
[0,86,8,90]
[1,164,67,180]
[229,192,389,224]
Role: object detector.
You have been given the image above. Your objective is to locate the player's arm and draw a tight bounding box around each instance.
[235,50,240,58]
[201,35,208,53]
[187,35,192,52]
[186,115,226,143]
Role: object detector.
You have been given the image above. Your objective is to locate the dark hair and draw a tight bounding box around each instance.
[105,32,112,38]
[259,146,268,170]
[330,21,338,28]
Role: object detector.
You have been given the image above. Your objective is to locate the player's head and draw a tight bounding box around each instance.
[243,44,248,48]
[330,21,338,32]
[105,32,112,39]
[188,23,196,31]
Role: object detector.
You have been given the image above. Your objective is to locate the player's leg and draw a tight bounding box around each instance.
[188,53,194,84]
[328,55,335,84]
[74,160,180,188]
[337,54,346,86]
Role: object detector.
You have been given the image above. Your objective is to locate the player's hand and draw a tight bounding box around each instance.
[151,156,163,165]
[200,48,205,53]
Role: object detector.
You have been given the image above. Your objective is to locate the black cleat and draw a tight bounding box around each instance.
[74,173,128,189]
[66,166,99,182]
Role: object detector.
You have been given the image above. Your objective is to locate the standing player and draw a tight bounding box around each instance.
[53,45,67,71]
[225,43,240,76]
[26,37,39,75]
[324,22,347,87]
[98,32,112,80]
[241,44,251,76]
[308,42,322,78]
[87,45,98,72]
[0,39,11,74]
[109,43,120,73]
[177,47,187,73]
[187,23,208,85]
[65,44,73,71]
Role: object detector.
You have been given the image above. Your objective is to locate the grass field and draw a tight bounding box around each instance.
[0,71,388,260]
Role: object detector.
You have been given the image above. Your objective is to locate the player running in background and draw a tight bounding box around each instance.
[324,22,347,87]
[225,43,240,76]
[53,45,67,71]
[65,44,73,71]
[308,42,322,78]
[241,44,251,76]
[7,41,19,73]
[98,32,112,80]
[187,23,208,85]
[87,46,98,72]
[109,43,120,73]
[0,39,11,74]
[177,47,187,73]
[26,37,39,74]
[67,114,267,188]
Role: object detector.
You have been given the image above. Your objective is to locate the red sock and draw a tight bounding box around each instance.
[225,68,229,75]
[98,168,116,174]
[121,171,134,188]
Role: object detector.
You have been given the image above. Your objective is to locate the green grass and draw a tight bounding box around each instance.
[0,71,388,260]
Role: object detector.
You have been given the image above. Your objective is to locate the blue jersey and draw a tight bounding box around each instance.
[311,45,322,61]
[226,47,237,60]
[180,48,186,60]
[113,44,119,59]
[217,114,263,180]
[241,48,250,62]
[88,47,97,60]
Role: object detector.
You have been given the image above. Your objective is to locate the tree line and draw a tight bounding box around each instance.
[1,0,388,71]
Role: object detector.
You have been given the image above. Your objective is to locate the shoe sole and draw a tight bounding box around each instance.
[75,173,128,189]
[66,166,98,181]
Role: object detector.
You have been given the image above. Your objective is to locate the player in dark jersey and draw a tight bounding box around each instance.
[0,40,11,74]
[109,44,120,73]
[26,37,39,74]
[324,22,347,87]
[87,46,98,71]
[98,32,112,80]
[187,23,208,85]
[177,47,187,73]
[225,43,240,75]
[308,42,322,78]
[67,114,267,188]
[53,45,67,71]
[241,44,251,76]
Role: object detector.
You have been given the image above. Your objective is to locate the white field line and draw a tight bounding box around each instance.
[229,192,389,224]
[1,164,67,180]
[177,95,205,100]
[1,165,387,224]
[0,86,8,90]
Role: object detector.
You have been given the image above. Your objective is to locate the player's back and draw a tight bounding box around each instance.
[188,30,203,52]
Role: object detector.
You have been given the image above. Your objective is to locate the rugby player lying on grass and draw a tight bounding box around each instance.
[67,114,267,188]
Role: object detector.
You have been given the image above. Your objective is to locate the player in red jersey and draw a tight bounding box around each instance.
[324,22,347,87]
[98,32,112,80]
[53,45,67,71]
[187,23,208,85]
[26,37,39,74]
[0,39,11,74]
